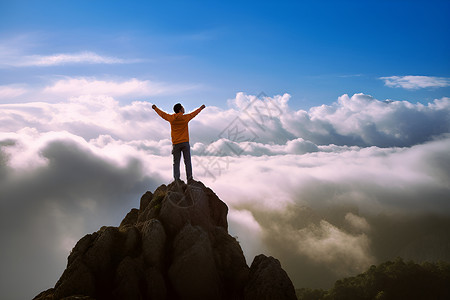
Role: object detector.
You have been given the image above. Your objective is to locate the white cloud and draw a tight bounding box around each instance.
[0,85,27,98]
[1,51,140,67]
[345,212,371,233]
[43,77,199,98]
[192,138,319,157]
[2,92,449,149]
[1,92,450,298]
[206,137,450,214]
[0,77,201,102]
[380,75,450,89]
[228,209,266,264]
[43,77,150,97]
[0,96,172,142]
[291,220,374,275]
[282,93,450,147]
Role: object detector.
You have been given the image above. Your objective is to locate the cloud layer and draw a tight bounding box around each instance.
[380,75,450,90]
[13,51,136,67]
[1,92,450,299]
[2,92,449,147]
[0,77,201,103]
[0,47,140,67]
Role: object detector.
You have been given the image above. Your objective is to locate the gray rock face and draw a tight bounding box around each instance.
[34,180,295,300]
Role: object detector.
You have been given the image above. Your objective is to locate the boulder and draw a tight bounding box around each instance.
[119,208,139,228]
[53,259,95,299]
[158,181,227,236]
[244,254,297,300]
[145,266,167,300]
[212,227,249,298]
[141,218,166,269]
[112,256,145,300]
[168,224,221,300]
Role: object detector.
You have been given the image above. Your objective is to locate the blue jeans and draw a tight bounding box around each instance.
[172,142,193,181]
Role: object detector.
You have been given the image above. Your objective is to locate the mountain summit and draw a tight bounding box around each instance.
[34,180,296,300]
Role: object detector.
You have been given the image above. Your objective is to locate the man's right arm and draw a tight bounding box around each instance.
[152,105,172,122]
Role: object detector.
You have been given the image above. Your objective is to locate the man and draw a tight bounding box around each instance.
[152,102,205,183]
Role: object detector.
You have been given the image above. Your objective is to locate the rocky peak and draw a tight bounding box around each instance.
[34,180,296,300]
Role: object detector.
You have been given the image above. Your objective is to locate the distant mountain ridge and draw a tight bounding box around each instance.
[34,180,297,300]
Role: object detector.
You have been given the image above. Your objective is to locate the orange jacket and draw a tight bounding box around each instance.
[154,106,203,145]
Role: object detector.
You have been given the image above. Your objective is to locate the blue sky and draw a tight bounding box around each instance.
[1,0,449,110]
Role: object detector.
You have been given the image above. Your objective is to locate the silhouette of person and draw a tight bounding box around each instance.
[152,103,205,183]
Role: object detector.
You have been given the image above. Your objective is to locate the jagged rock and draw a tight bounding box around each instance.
[119,208,139,228]
[212,227,249,298]
[244,254,297,300]
[53,259,95,299]
[145,267,167,300]
[141,219,166,269]
[158,181,227,236]
[138,187,164,223]
[112,256,145,299]
[34,180,295,300]
[61,297,95,300]
[122,225,141,257]
[169,224,221,299]
[66,233,96,266]
[139,191,153,211]
[34,294,96,300]
[33,288,54,300]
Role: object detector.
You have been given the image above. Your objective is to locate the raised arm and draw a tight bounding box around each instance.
[152,104,172,122]
[186,104,206,121]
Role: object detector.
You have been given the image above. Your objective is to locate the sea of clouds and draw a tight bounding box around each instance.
[1,92,449,299]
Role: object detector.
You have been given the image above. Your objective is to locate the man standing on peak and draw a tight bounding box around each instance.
[152,103,205,183]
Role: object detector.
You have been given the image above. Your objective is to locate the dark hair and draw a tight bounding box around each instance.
[173,103,183,113]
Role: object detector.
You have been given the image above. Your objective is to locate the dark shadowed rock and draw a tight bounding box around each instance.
[158,181,228,237]
[112,256,145,300]
[141,218,166,269]
[34,180,295,300]
[145,266,167,300]
[119,208,139,228]
[139,191,153,211]
[212,227,250,298]
[138,186,166,223]
[169,224,221,299]
[244,254,297,300]
[122,225,141,257]
[52,259,95,299]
